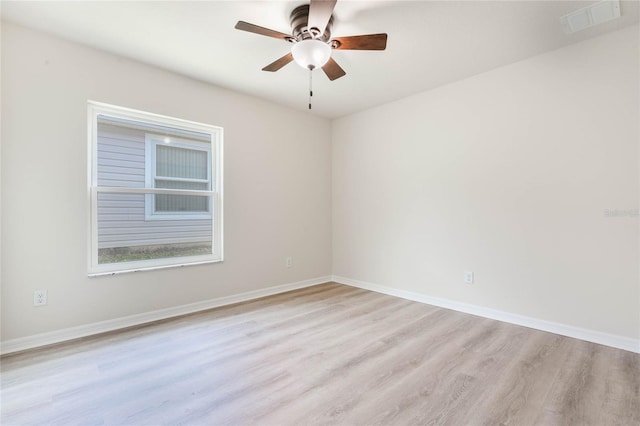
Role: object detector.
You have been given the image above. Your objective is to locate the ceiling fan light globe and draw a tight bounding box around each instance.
[291,39,331,70]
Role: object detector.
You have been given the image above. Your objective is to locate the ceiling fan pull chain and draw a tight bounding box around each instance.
[309,69,313,110]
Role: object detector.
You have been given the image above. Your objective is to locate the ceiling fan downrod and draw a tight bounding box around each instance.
[309,69,313,110]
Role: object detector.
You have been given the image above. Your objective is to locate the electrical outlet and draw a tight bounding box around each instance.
[33,290,48,306]
[286,256,293,268]
[464,271,474,284]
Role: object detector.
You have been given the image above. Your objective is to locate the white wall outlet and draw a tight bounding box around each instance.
[464,271,474,284]
[33,290,48,306]
[286,256,293,268]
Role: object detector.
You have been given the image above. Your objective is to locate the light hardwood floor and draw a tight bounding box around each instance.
[1,283,639,425]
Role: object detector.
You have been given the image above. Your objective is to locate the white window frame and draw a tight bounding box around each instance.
[88,101,224,276]
[144,135,213,221]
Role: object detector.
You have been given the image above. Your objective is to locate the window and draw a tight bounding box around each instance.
[88,102,223,275]
[145,135,212,220]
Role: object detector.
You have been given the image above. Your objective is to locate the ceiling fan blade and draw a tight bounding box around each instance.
[308,0,337,36]
[322,57,346,81]
[332,33,388,50]
[235,21,292,41]
[262,52,294,72]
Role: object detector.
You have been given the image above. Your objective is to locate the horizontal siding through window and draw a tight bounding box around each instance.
[98,234,212,244]
[96,123,212,249]
[97,125,145,188]
[99,224,211,234]
[97,194,213,248]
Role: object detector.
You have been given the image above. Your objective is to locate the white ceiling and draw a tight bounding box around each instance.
[2,1,638,118]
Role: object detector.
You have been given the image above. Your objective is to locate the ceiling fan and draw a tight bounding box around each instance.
[234,0,388,82]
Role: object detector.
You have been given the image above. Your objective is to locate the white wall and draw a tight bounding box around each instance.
[1,22,332,341]
[332,25,639,340]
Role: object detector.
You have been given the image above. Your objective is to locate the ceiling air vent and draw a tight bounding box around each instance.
[560,0,621,34]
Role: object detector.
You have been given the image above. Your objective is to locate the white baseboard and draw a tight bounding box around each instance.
[4,275,638,355]
[0,276,332,355]
[333,275,640,354]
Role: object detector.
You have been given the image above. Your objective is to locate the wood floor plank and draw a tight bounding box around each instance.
[1,283,638,425]
[459,331,569,425]
[536,340,640,426]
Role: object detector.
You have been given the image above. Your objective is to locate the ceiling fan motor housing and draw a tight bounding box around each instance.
[290,5,333,42]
